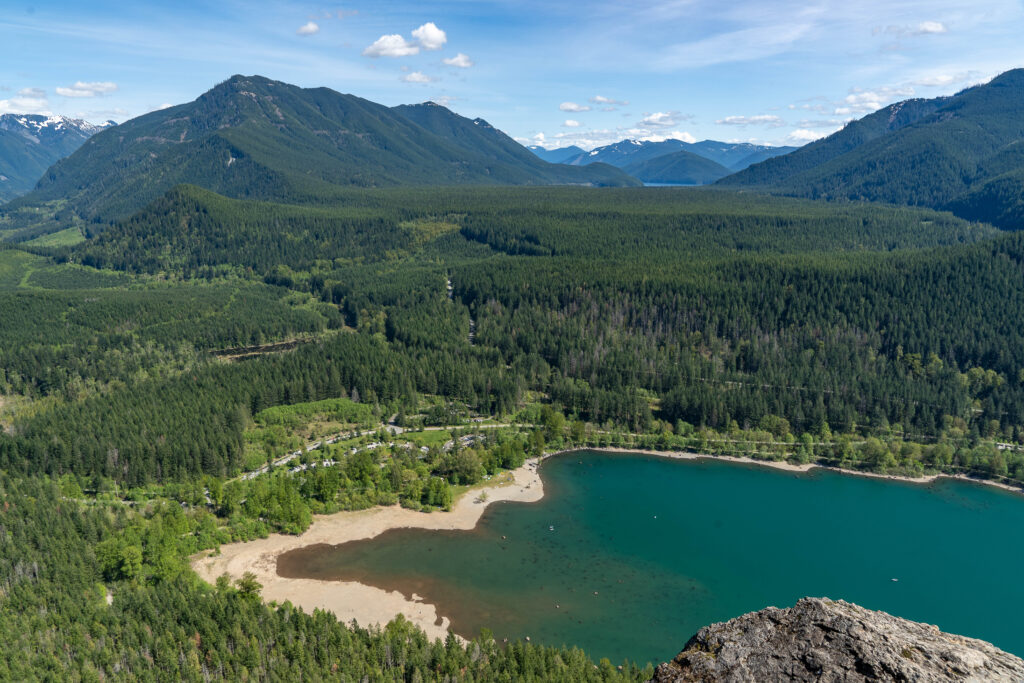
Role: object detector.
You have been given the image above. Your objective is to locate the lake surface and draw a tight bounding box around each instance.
[277,451,1024,664]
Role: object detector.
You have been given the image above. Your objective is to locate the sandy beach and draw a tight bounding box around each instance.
[192,458,544,641]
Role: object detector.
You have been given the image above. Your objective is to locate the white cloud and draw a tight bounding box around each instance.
[364,22,446,58]
[716,114,785,128]
[839,86,915,114]
[429,95,457,107]
[55,81,118,98]
[916,21,947,35]
[639,111,679,127]
[786,128,829,144]
[563,119,582,127]
[412,22,447,50]
[876,21,948,37]
[442,53,473,68]
[591,95,628,106]
[296,22,320,36]
[401,71,435,83]
[560,102,591,112]
[636,130,696,143]
[363,34,419,58]
[155,103,174,110]
[0,87,50,115]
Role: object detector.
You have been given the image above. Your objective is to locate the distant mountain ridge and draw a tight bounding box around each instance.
[527,145,584,164]
[0,114,112,202]
[718,68,1024,229]
[1,75,636,238]
[530,137,797,185]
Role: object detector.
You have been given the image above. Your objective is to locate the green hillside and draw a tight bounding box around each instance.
[718,69,1024,229]
[622,150,731,184]
[0,75,636,240]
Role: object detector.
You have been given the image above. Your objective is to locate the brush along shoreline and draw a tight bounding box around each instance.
[192,447,1022,642]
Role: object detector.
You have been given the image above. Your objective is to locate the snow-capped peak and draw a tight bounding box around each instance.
[0,113,113,140]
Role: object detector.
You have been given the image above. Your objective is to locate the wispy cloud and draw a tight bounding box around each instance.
[442,53,473,68]
[786,128,830,144]
[640,111,684,127]
[835,85,915,114]
[655,23,811,70]
[875,21,948,37]
[716,114,785,128]
[296,22,319,36]
[562,119,581,127]
[560,102,590,112]
[0,87,50,115]
[401,71,435,83]
[55,81,118,98]
[591,95,628,106]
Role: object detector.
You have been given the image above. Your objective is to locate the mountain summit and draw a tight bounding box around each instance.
[4,75,636,226]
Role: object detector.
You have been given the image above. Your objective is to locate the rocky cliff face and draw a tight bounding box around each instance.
[651,597,1024,682]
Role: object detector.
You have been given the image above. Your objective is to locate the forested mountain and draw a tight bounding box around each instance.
[718,68,1024,229]
[0,75,635,238]
[391,103,627,186]
[0,114,110,202]
[561,138,795,172]
[622,150,731,185]
[527,144,585,163]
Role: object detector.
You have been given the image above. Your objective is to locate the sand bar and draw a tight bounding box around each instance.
[192,458,544,641]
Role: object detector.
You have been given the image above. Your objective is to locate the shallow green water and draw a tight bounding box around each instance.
[278,452,1024,664]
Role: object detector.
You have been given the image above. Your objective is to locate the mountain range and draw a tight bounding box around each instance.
[1,75,636,234]
[0,115,112,202]
[527,145,584,164]
[528,138,797,185]
[719,68,1024,229]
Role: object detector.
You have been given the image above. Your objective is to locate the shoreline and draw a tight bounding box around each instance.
[192,458,544,642]
[192,445,1023,642]
[557,446,1024,495]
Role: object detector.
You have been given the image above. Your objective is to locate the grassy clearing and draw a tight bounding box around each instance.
[0,249,44,289]
[23,226,85,247]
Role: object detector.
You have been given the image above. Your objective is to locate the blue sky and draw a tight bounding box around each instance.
[2,0,1022,149]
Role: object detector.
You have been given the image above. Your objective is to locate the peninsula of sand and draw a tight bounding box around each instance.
[192,458,545,641]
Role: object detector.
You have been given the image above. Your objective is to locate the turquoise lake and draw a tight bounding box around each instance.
[277,452,1024,664]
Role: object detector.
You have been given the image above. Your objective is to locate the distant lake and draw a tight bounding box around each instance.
[278,451,1024,664]
[641,182,699,187]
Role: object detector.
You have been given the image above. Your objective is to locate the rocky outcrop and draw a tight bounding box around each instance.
[651,597,1024,682]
